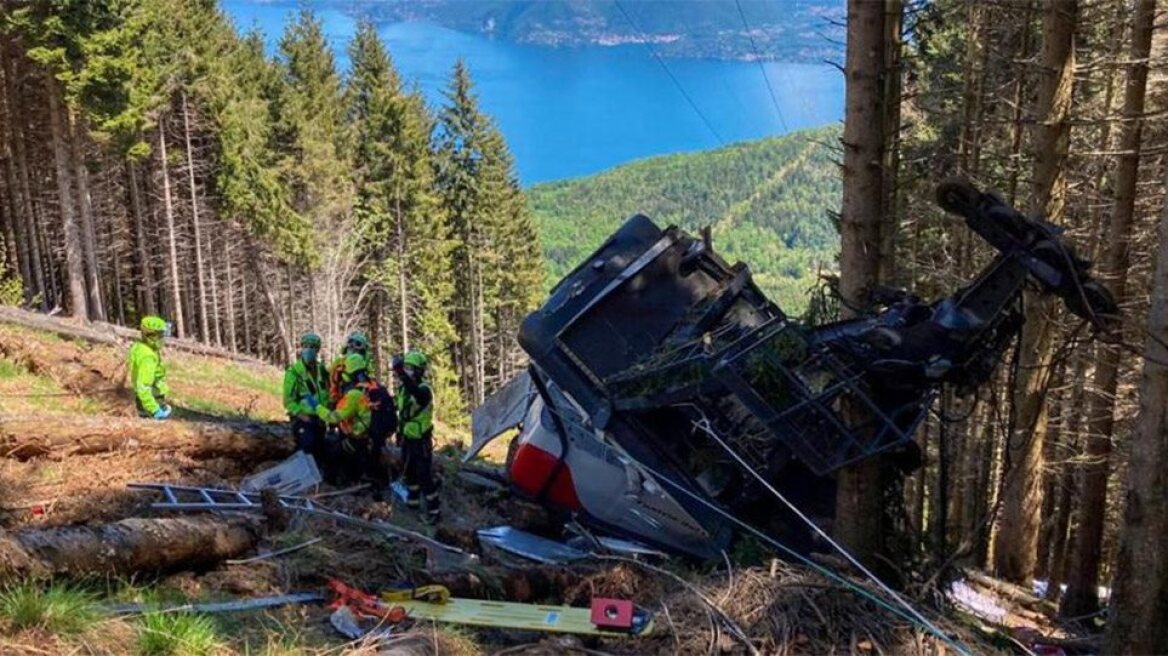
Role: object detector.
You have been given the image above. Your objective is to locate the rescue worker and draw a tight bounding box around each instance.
[315,352,395,498]
[393,350,439,523]
[328,332,371,408]
[128,315,172,420]
[283,332,329,462]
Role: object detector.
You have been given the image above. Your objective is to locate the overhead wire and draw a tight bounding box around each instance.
[613,0,726,146]
[734,0,789,133]
[678,403,973,655]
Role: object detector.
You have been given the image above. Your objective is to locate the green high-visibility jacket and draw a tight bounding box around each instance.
[317,385,371,438]
[283,359,328,417]
[128,339,169,414]
[396,380,433,440]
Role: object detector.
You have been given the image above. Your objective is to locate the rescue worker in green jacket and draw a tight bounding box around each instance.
[328,332,370,408]
[392,350,439,522]
[283,332,329,463]
[128,315,172,420]
[316,352,396,497]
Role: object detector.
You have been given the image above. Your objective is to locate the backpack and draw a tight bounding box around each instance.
[360,379,397,440]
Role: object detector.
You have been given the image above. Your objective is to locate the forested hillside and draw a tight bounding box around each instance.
[829,0,1168,651]
[530,126,841,311]
[0,1,544,418]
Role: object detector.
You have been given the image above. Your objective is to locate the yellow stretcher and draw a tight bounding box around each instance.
[383,592,653,637]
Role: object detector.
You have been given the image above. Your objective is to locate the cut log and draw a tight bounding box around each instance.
[0,306,267,365]
[0,416,292,461]
[0,516,260,580]
[963,569,1056,616]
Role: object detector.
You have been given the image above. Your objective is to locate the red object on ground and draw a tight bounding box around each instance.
[327,579,406,623]
[590,597,634,629]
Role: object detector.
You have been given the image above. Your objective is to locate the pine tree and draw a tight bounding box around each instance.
[347,21,461,415]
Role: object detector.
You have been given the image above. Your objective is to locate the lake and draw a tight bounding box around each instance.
[221,1,844,185]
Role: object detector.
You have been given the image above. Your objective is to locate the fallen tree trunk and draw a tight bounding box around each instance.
[0,416,292,461]
[964,569,1056,616]
[0,306,267,365]
[0,516,261,580]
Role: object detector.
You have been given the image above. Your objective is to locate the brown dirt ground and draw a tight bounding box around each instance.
[0,322,1042,655]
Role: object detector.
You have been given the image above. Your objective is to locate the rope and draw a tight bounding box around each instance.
[540,401,970,653]
[734,0,789,133]
[613,0,726,146]
[678,404,972,655]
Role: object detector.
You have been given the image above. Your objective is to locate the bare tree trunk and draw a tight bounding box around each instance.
[157,124,184,336]
[208,229,222,346]
[1106,164,1168,655]
[244,238,291,364]
[834,0,896,570]
[398,214,409,353]
[0,43,30,302]
[180,92,209,341]
[45,80,87,319]
[11,92,46,309]
[1062,0,1154,618]
[126,160,156,315]
[994,0,1076,584]
[223,230,236,352]
[0,516,260,581]
[70,118,104,321]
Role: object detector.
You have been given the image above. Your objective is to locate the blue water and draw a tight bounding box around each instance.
[222,1,843,185]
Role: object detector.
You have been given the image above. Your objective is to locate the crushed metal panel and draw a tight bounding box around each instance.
[477,525,587,564]
[241,451,322,495]
[467,370,534,461]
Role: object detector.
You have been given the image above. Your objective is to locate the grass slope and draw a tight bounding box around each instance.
[529,125,841,313]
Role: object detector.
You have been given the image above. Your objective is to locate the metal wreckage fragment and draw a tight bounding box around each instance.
[469,178,1117,560]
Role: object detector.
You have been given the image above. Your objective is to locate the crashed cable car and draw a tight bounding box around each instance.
[467,179,1116,560]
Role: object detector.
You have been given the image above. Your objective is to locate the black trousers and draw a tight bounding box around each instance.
[291,416,326,458]
[402,432,438,514]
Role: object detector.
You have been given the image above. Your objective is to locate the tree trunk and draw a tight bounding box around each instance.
[834,0,895,570]
[1106,164,1168,655]
[398,215,410,353]
[157,124,184,336]
[244,238,292,364]
[0,517,259,581]
[0,42,33,303]
[126,160,156,315]
[994,0,1076,584]
[224,229,237,352]
[44,80,87,319]
[180,92,209,342]
[70,117,104,321]
[0,416,291,462]
[1062,0,1154,618]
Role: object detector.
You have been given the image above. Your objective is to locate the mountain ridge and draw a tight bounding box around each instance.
[529,125,842,312]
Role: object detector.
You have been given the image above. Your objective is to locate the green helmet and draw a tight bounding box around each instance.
[299,332,322,349]
[343,352,368,376]
[403,350,427,369]
[345,332,370,353]
[140,315,167,335]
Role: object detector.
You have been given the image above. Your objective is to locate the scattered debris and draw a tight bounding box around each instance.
[241,451,321,495]
[225,536,324,565]
[329,604,395,641]
[328,579,408,625]
[105,591,326,615]
[477,526,588,564]
[133,481,474,567]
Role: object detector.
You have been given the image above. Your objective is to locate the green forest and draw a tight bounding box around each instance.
[0,0,544,418]
[530,125,841,311]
